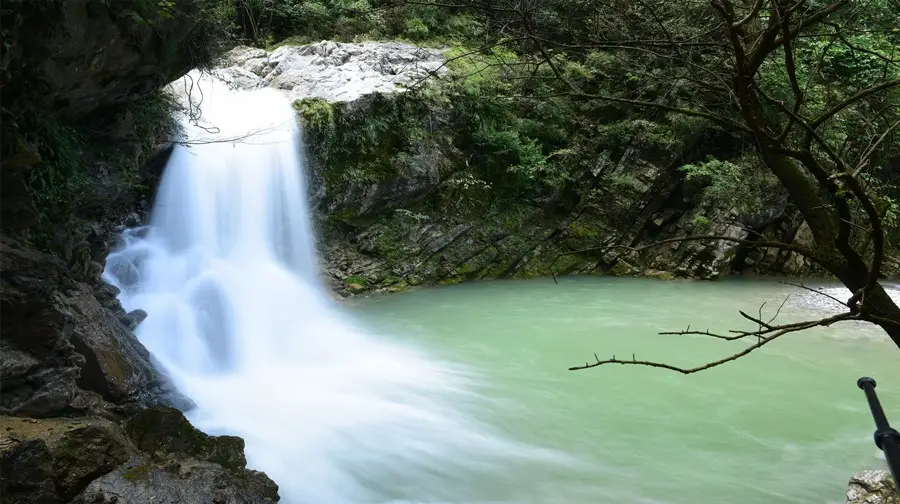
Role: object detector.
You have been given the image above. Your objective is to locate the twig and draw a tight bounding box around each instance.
[570,312,858,373]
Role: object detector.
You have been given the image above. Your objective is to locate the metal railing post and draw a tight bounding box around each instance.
[857,377,900,493]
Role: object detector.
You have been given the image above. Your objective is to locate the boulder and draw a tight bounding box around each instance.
[125,408,247,471]
[199,41,446,104]
[0,410,279,504]
[72,455,279,504]
[70,407,280,504]
[0,416,133,503]
[847,470,899,504]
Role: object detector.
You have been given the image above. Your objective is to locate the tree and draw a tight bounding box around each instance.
[397,0,900,367]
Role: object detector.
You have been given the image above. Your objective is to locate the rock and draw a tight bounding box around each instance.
[72,455,279,504]
[644,269,676,281]
[187,41,446,105]
[122,309,148,330]
[66,283,159,403]
[0,238,185,416]
[68,407,280,504]
[0,415,132,503]
[1,240,86,417]
[0,438,56,504]
[2,0,212,121]
[847,470,899,504]
[124,408,247,471]
[0,412,278,504]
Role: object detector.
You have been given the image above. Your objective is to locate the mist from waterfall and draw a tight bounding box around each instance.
[103,72,571,503]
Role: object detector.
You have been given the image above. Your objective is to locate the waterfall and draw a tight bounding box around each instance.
[103,72,567,503]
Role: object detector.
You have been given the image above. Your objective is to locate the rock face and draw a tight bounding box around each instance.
[209,42,445,102]
[0,409,279,504]
[847,470,899,504]
[0,416,131,503]
[1,0,213,121]
[74,455,279,504]
[0,238,185,418]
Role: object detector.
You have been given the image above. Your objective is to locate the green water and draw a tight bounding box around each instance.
[347,276,900,504]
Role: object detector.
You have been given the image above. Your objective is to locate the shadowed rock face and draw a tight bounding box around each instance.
[1,0,209,121]
[0,409,279,504]
[0,238,186,418]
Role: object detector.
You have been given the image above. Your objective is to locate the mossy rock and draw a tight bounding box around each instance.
[124,407,246,472]
[0,416,133,502]
[643,269,676,281]
[73,455,279,504]
[606,260,639,277]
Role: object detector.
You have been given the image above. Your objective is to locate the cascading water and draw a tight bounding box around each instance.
[103,72,571,503]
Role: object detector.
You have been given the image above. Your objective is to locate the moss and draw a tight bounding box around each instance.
[294,98,335,131]
[344,274,368,285]
[122,462,154,482]
[643,269,676,281]
[568,221,602,239]
[607,260,638,277]
[455,262,476,276]
[124,408,246,472]
[386,279,410,292]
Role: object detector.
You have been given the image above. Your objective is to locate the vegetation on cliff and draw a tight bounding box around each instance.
[207,1,900,352]
[0,0,230,252]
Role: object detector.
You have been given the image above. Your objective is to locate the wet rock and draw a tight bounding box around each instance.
[73,455,279,504]
[66,284,157,402]
[0,238,184,416]
[846,470,899,504]
[0,416,132,503]
[69,407,280,504]
[122,309,148,330]
[125,408,247,471]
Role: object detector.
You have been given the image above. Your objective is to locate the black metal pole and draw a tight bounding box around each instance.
[857,377,900,493]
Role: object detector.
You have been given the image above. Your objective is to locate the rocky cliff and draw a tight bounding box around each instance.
[205,41,860,298]
[0,2,278,502]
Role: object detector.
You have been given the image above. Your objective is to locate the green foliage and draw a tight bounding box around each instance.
[403,17,430,41]
[680,157,781,217]
[206,0,900,280]
[294,98,335,132]
[18,113,88,231]
[344,274,369,287]
[2,89,179,249]
[208,0,488,47]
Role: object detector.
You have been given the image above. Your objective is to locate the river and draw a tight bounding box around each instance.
[347,276,900,504]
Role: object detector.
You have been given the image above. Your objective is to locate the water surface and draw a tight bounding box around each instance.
[348,276,900,504]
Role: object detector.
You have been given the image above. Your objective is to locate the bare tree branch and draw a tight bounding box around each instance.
[569,312,858,373]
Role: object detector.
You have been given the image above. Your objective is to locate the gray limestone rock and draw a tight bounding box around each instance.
[847,470,899,504]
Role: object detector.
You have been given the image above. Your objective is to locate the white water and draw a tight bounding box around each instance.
[103,73,568,503]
